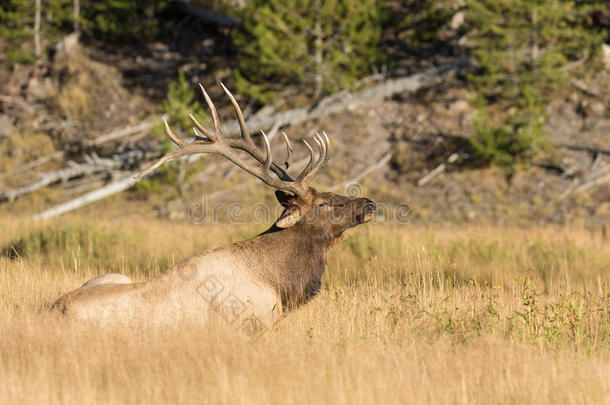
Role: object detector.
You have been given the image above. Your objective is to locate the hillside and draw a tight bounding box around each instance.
[0,1,609,228]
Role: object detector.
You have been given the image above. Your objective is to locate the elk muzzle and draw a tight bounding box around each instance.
[354,198,376,224]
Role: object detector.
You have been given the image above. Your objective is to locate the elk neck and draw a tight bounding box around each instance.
[228,222,337,310]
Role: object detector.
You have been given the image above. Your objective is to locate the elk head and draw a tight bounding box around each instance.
[137,83,376,238]
[273,189,375,241]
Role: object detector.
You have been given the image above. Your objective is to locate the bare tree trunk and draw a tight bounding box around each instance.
[221,60,469,136]
[177,158,187,197]
[531,9,539,62]
[73,0,80,35]
[33,176,138,221]
[34,0,41,59]
[312,2,323,100]
[0,149,159,203]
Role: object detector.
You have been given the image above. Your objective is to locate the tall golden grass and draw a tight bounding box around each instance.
[1,216,609,404]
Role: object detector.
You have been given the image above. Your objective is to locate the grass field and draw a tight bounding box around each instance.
[1,216,609,404]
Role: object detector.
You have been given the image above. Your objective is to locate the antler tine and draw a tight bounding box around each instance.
[321,131,330,167]
[162,116,186,147]
[189,113,215,141]
[219,83,294,182]
[137,115,209,180]
[295,139,315,182]
[282,132,293,169]
[220,82,255,147]
[198,84,221,140]
[136,150,185,180]
[296,131,330,185]
[139,111,309,196]
[312,132,328,172]
[137,84,335,198]
[260,130,272,174]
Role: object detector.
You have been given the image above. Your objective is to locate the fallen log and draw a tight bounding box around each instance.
[33,175,138,220]
[221,60,470,136]
[1,149,159,202]
[555,143,610,156]
[560,163,610,200]
[417,152,463,187]
[329,152,392,192]
[29,63,468,218]
[0,120,153,180]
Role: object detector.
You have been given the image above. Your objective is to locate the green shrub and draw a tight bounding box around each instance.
[2,223,174,275]
[3,223,123,263]
[143,71,208,192]
[470,100,548,176]
[400,0,462,46]
[159,71,207,138]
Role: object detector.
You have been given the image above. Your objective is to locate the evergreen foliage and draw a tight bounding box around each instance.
[0,0,35,63]
[400,0,462,47]
[82,0,168,42]
[160,71,207,138]
[0,0,168,63]
[466,0,605,174]
[138,71,208,192]
[232,0,383,104]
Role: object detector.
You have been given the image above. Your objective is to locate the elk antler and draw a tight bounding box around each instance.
[136,84,329,198]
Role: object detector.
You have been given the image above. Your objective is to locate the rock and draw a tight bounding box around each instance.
[0,114,15,137]
[449,11,465,31]
[602,44,610,70]
[590,102,605,116]
[447,99,470,115]
[54,33,80,63]
[25,77,47,101]
[595,202,610,217]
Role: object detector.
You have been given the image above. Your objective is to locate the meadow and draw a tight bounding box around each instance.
[1,216,609,404]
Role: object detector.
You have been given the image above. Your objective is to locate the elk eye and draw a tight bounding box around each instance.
[318,202,330,207]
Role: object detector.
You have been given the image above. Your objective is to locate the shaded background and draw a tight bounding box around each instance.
[1,0,609,227]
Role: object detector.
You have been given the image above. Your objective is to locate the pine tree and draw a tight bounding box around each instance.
[0,0,35,63]
[160,71,207,138]
[138,71,208,195]
[232,0,383,105]
[82,0,168,42]
[400,0,462,48]
[467,0,605,175]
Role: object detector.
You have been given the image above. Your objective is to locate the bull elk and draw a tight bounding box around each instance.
[51,84,376,327]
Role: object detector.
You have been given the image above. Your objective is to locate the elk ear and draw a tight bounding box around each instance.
[275,206,303,228]
[275,190,296,207]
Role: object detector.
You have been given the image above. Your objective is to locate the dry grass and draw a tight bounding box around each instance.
[1,216,609,404]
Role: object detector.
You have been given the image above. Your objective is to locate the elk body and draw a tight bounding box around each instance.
[51,85,376,327]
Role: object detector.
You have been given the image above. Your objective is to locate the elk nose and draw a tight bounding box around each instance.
[363,199,376,212]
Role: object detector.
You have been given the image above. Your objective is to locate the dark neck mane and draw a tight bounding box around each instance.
[233,222,333,310]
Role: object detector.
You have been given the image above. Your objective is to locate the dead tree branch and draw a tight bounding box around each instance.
[27,62,468,217]
[554,143,610,156]
[418,152,466,186]
[221,60,469,137]
[329,152,392,192]
[33,175,138,220]
[0,121,153,180]
[1,149,159,202]
[560,163,610,200]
